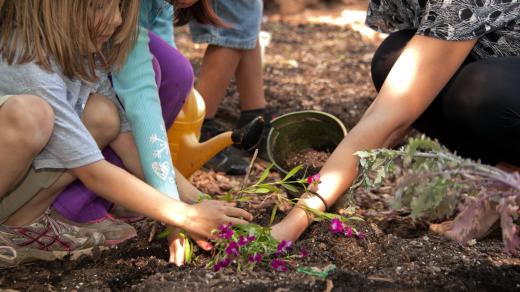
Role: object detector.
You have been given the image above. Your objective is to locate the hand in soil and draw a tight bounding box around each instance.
[184,200,253,239]
[429,201,500,244]
[168,227,213,266]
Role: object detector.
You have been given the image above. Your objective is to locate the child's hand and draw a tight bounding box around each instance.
[167,227,213,266]
[183,200,253,239]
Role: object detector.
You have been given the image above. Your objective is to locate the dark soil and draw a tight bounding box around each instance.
[2,4,520,291]
[282,148,331,175]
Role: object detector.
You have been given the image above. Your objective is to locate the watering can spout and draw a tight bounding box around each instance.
[168,89,264,177]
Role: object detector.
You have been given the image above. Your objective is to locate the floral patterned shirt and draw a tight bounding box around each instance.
[366,0,520,59]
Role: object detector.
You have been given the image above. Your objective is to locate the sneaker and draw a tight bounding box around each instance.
[0,209,105,268]
[109,205,145,224]
[0,244,16,268]
[50,209,137,246]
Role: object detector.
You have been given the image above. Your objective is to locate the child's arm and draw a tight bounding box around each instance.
[272,35,477,241]
[111,28,181,200]
[71,160,252,238]
[149,0,175,47]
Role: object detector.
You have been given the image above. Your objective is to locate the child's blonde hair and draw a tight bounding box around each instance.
[0,0,139,83]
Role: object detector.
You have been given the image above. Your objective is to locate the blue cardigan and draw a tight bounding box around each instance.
[112,0,180,200]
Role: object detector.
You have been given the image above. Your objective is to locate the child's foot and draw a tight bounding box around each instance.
[50,209,137,246]
[430,200,500,244]
[0,209,105,268]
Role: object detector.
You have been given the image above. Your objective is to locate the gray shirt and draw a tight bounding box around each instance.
[0,60,131,170]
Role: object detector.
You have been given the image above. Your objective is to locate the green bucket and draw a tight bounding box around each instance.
[266,110,348,174]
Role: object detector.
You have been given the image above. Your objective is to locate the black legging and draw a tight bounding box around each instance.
[371,29,520,166]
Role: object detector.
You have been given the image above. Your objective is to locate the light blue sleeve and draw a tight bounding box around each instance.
[111,27,180,200]
[149,0,175,47]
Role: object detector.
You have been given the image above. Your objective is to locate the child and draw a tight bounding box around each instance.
[52,0,225,266]
[0,0,252,268]
[189,0,269,175]
[270,0,520,242]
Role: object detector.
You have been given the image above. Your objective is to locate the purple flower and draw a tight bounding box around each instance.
[330,218,344,234]
[275,240,293,256]
[299,248,309,258]
[355,231,365,240]
[344,226,353,237]
[238,234,256,246]
[213,257,231,272]
[270,258,288,272]
[238,236,249,246]
[248,253,263,263]
[217,223,234,239]
[225,241,240,256]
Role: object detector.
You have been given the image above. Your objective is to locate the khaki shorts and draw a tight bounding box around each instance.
[0,95,63,223]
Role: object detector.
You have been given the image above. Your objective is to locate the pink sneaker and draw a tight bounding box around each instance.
[50,210,137,246]
[0,209,105,268]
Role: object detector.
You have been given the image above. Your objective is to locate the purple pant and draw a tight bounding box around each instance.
[52,32,193,222]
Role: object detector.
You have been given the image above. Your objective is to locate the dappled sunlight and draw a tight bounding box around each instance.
[306,9,384,41]
[271,7,387,42]
[383,45,420,98]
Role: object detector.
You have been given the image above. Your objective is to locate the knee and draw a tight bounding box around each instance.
[156,48,194,97]
[2,95,54,153]
[82,94,120,145]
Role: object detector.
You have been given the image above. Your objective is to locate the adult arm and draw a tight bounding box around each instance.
[272,35,477,241]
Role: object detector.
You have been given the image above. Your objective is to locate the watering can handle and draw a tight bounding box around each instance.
[231,116,265,151]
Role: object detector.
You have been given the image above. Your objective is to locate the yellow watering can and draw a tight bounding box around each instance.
[167,89,264,177]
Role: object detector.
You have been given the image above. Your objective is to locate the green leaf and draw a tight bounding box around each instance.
[253,188,272,194]
[354,150,371,158]
[157,228,172,239]
[254,184,280,192]
[180,231,193,264]
[256,164,273,185]
[237,196,253,202]
[282,165,304,182]
[281,183,299,193]
[269,205,278,226]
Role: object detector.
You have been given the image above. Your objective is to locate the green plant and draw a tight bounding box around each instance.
[350,136,520,253]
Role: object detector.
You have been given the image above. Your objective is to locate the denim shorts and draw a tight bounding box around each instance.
[189,0,263,50]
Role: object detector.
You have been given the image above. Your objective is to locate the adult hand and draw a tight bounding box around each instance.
[174,0,199,9]
[182,200,253,239]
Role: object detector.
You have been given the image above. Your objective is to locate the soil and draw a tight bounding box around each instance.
[282,148,331,175]
[2,3,520,291]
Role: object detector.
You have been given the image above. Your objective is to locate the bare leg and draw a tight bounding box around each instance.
[235,40,266,111]
[0,95,54,196]
[4,94,121,226]
[109,133,144,180]
[196,45,242,118]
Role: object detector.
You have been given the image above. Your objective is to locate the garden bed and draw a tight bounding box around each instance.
[2,8,519,291]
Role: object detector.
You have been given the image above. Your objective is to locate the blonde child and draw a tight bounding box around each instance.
[52,0,226,266]
[0,0,251,268]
